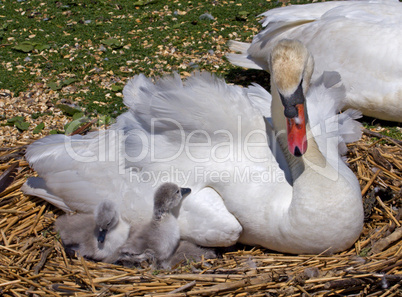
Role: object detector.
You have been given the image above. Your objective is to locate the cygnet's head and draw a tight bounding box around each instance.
[270,39,314,157]
[153,183,191,220]
[94,200,119,243]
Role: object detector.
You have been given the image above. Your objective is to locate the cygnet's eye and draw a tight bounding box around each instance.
[176,189,180,194]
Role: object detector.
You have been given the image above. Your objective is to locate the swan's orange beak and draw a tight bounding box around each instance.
[280,82,308,157]
[286,103,307,157]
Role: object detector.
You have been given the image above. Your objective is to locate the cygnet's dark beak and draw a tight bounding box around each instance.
[98,228,108,243]
[180,187,191,197]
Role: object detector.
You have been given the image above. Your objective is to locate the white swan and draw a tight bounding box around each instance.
[227,0,402,122]
[22,40,363,254]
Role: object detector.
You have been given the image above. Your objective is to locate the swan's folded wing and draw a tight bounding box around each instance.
[120,72,269,167]
[307,71,362,161]
[178,187,242,247]
[245,83,272,118]
[22,177,72,213]
[23,133,126,213]
[259,1,346,28]
[227,1,342,70]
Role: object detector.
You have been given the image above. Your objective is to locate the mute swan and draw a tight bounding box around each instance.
[119,183,191,265]
[22,40,363,254]
[227,0,402,122]
[55,199,130,263]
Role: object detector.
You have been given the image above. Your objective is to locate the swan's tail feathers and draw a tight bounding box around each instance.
[22,177,73,213]
[227,40,250,53]
[226,41,264,70]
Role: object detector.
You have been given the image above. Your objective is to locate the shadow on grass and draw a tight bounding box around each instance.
[360,116,402,129]
[225,68,271,91]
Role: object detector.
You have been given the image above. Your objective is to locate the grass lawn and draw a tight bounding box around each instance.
[0,0,280,119]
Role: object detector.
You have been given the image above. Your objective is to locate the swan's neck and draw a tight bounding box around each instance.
[271,80,332,183]
[267,82,363,253]
[271,84,309,181]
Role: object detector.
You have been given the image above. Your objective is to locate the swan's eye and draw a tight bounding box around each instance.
[176,189,180,194]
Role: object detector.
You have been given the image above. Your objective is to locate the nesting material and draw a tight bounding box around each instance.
[0,131,401,296]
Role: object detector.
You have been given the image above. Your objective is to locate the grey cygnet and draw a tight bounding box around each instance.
[162,240,217,269]
[55,199,129,263]
[118,182,191,266]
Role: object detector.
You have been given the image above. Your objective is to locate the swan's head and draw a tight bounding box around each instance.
[153,182,191,220]
[95,200,119,243]
[270,39,314,156]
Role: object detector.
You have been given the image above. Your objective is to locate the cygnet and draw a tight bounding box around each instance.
[118,182,191,266]
[162,240,217,269]
[55,199,130,263]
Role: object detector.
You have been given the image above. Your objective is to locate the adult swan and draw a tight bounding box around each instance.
[23,40,364,254]
[228,0,402,122]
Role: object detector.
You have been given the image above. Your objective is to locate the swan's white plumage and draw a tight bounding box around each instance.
[23,68,363,253]
[227,0,402,122]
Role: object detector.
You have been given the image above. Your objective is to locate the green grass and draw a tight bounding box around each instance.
[0,0,281,117]
[362,118,402,141]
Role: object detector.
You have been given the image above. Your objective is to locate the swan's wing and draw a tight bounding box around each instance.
[178,187,242,247]
[122,72,264,134]
[226,1,333,70]
[121,71,270,168]
[228,0,397,70]
[120,72,273,246]
[22,177,72,213]
[226,41,263,70]
[307,71,362,158]
[227,1,341,69]
[259,1,354,28]
[245,83,272,118]
[24,133,126,213]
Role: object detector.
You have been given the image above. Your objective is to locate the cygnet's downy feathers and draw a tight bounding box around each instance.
[55,200,129,263]
[118,183,191,266]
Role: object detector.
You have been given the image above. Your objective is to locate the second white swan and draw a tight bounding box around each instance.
[228,0,402,122]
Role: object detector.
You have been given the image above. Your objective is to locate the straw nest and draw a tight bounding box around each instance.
[0,129,401,297]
